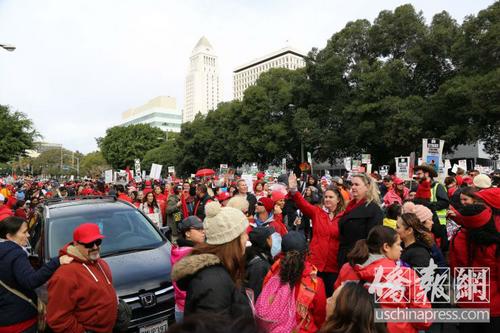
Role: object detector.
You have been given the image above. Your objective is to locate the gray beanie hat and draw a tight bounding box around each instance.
[204,201,249,245]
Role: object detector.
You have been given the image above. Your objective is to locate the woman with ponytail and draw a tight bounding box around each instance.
[337,173,384,268]
[335,226,431,333]
[396,213,434,269]
[255,231,326,333]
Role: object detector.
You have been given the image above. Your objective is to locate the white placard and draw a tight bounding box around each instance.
[361,154,371,164]
[422,138,444,174]
[242,174,254,193]
[451,164,459,174]
[134,159,141,177]
[104,170,113,184]
[150,163,163,180]
[395,157,411,180]
[168,166,175,173]
[458,160,467,171]
[343,157,352,171]
[379,165,389,177]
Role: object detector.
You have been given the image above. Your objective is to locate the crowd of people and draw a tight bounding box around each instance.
[0,165,499,333]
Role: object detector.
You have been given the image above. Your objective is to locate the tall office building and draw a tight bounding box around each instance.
[183,36,222,123]
[233,46,307,100]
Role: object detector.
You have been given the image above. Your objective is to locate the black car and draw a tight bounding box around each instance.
[29,196,175,332]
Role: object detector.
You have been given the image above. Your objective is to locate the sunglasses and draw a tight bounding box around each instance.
[257,202,265,206]
[78,239,102,249]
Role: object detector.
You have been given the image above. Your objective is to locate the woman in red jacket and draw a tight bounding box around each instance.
[449,203,500,333]
[335,226,431,333]
[288,173,345,297]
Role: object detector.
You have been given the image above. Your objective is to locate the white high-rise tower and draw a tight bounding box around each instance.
[183,36,222,123]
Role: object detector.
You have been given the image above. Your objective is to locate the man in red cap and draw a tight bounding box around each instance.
[47,223,117,333]
[253,197,287,236]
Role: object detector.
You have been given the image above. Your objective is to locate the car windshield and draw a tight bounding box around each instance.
[47,202,165,258]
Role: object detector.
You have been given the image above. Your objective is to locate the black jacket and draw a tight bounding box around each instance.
[0,240,59,326]
[245,249,272,298]
[172,253,252,320]
[194,194,212,221]
[338,201,384,268]
[401,241,432,269]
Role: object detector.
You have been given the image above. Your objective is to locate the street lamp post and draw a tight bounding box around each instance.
[0,43,16,52]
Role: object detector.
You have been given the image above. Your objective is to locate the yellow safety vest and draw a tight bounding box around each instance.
[431,183,448,225]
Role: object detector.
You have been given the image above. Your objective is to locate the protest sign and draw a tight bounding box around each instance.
[451,164,459,174]
[352,160,361,173]
[422,139,444,173]
[168,166,175,174]
[344,157,352,171]
[134,159,141,178]
[458,160,467,171]
[395,157,411,180]
[281,158,287,174]
[379,165,389,177]
[104,170,113,183]
[242,174,254,193]
[150,163,163,180]
[361,154,371,164]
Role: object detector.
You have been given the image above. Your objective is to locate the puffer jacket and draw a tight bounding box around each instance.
[0,240,59,329]
[171,253,252,320]
[335,254,432,333]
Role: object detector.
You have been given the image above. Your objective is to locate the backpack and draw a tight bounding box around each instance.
[255,274,297,333]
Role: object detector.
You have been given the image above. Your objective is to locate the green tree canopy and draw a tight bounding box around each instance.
[80,151,110,178]
[0,105,39,163]
[97,124,165,169]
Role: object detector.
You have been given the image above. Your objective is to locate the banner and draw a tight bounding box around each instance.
[134,159,141,178]
[395,157,411,180]
[422,139,444,173]
[150,163,163,180]
[343,157,352,171]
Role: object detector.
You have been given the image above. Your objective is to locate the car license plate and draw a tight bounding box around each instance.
[139,320,168,333]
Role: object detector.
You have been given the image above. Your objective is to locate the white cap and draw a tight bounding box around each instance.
[473,174,492,189]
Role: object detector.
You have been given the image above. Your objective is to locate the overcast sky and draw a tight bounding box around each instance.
[0,0,494,153]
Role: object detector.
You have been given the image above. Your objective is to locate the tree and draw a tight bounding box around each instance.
[0,105,39,163]
[97,124,164,169]
[31,148,75,176]
[80,151,110,178]
[142,139,180,176]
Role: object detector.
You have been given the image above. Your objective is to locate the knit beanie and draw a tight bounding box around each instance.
[402,201,416,214]
[271,190,286,203]
[203,201,249,245]
[414,205,433,223]
[227,196,249,212]
[473,174,492,189]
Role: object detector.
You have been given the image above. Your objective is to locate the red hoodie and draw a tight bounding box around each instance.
[47,243,117,333]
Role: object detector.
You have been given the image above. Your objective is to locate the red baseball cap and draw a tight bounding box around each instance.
[394,178,405,185]
[73,223,105,243]
[258,197,274,213]
[216,191,231,202]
